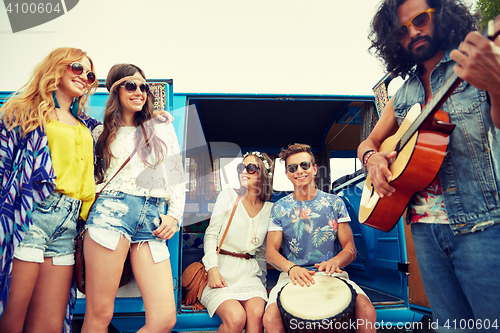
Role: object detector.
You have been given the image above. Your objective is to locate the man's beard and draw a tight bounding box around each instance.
[406,35,441,63]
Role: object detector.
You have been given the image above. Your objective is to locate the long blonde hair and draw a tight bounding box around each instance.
[0,47,98,135]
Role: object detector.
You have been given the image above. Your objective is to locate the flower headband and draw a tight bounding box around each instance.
[109,75,145,93]
[243,151,272,177]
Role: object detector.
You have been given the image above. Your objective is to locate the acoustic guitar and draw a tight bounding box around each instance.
[359,18,500,232]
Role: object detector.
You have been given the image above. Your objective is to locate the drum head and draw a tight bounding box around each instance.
[278,275,355,320]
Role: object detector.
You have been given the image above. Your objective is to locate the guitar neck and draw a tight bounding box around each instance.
[398,74,462,151]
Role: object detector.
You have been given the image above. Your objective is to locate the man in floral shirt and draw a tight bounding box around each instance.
[263,143,376,333]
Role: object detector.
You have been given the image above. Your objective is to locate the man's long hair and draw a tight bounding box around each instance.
[369,0,479,78]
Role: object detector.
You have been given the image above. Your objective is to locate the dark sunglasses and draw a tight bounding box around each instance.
[393,8,436,42]
[286,161,312,173]
[70,62,96,84]
[120,81,150,94]
[237,163,260,175]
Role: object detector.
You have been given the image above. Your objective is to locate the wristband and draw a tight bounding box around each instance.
[361,149,375,163]
[287,264,299,275]
[363,151,377,169]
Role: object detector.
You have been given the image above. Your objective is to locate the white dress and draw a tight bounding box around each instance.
[201,188,272,317]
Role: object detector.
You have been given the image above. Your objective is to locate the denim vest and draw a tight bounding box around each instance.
[392,49,500,234]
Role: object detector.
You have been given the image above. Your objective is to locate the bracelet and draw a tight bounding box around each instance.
[363,151,377,169]
[287,264,299,275]
[361,149,375,163]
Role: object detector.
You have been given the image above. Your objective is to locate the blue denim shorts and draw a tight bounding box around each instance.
[14,191,82,265]
[85,191,170,263]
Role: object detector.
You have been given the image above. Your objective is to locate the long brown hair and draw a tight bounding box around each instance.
[0,47,97,135]
[95,64,167,184]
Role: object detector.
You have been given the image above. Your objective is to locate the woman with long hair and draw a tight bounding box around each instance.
[81,63,184,333]
[0,47,99,333]
[201,152,273,333]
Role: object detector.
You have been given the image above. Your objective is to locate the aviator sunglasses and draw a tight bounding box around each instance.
[120,81,150,94]
[286,161,312,173]
[237,163,260,175]
[393,8,436,42]
[70,62,96,84]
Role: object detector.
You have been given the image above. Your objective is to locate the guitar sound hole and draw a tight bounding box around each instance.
[395,141,401,153]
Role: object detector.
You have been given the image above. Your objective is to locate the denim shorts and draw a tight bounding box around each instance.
[85,191,170,263]
[14,191,82,265]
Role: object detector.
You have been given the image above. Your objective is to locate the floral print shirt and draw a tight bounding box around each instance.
[269,190,350,268]
[410,176,449,224]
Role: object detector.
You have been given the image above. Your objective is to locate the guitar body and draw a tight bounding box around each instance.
[359,104,455,232]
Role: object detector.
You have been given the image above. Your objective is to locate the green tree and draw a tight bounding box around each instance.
[475,0,500,30]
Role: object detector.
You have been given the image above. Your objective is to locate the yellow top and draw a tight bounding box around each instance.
[45,120,95,220]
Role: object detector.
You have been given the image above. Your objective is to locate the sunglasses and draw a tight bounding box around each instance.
[393,8,436,42]
[237,163,260,175]
[120,80,150,94]
[286,161,312,173]
[70,62,96,84]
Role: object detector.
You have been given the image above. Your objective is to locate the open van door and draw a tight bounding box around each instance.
[371,74,432,316]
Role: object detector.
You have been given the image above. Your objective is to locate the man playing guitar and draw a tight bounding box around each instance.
[359,0,500,331]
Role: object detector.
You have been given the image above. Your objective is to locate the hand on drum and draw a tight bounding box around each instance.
[314,258,343,275]
[288,265,315,287]
[207,267,228,288]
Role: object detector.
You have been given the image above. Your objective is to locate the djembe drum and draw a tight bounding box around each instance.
[277,275,357,333]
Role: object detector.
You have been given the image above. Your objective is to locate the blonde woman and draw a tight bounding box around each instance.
[201,152,273,333]
[0,47,100,333]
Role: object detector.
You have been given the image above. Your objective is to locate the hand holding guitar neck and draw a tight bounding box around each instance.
[451,16,500,128]
[451,16,500,94]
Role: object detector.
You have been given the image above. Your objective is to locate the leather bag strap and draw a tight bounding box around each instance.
[95,146,137,201]
[217,195,241,255]
[92,127,149,206]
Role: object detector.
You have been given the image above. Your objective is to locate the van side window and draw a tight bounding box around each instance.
[330,158,360,183]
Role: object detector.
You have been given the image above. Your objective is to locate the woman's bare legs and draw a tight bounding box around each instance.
[81,231,130,333]
[241,297,265,333]
[215,300,247,333]
[0,258,73,333]
[131,242,176,333]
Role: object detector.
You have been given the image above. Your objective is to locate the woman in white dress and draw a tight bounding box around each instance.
[201,152,274,333]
